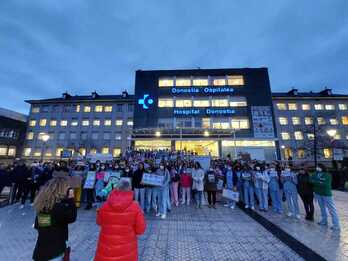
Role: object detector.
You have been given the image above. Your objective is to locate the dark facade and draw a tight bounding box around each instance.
[0,108,27,160]
[133,68,278,159]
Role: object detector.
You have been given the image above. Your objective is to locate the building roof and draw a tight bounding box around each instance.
[272,88,348,99]
[0,107,27,122]
[25,91,135,104]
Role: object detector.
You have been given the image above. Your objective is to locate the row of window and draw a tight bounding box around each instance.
[28,119,133,128]
[32,104,133,114]
[158,117,250,129]
[276,103,348,111]
[0,146,16,157]
[158,97,247,108]
[23,147,122,158]
[280,131,344,141]
[283,147,334,159]
[158,75,244,87]
[0,129,19,139]
[27,131,130,141]
[278,116,348,126]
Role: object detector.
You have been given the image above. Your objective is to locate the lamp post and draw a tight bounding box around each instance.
[40,133,50,162]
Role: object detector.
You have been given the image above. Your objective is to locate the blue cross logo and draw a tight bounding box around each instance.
[138,94,154,109]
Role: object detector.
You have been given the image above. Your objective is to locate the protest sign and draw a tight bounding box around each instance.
[83,171,96,189]
[142,173,164,186]
[222,189,239,201]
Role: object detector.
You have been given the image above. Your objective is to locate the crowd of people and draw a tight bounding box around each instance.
[0,150,342,260]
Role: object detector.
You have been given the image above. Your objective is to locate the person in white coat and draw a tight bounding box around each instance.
[192,162,205,209]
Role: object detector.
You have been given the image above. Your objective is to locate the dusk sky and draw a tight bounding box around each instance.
[0,1,347,114]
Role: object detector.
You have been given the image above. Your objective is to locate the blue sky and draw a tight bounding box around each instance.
[0,1,347,114]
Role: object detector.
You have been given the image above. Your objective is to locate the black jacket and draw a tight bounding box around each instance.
[297,173,313,197]
[33,198,77,261]
[205,170,218,192]
[12,165,30,184]
[132,169,145,189]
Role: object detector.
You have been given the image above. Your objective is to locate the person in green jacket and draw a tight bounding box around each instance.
[310,163,340,231]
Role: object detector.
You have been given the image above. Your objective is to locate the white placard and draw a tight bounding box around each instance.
[222,189,239,201]
[142,173,164,186]
[251,106,275,138]
[83,171,96,189]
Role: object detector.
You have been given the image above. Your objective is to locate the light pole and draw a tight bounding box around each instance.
[40,133,50,162]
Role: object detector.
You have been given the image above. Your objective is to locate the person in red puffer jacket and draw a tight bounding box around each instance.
[94,179,146,261]
[180,164,193,205]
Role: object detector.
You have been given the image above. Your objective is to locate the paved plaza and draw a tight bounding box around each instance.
[1,191,348,261]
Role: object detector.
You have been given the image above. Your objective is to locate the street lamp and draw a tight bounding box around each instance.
[155,131,161,137]
[40,133,50,162]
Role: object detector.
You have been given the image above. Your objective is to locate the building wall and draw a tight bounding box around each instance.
[24,97,134,160]
[273,96,348,161]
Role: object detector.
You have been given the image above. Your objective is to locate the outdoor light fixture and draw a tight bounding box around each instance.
[155,131,161,137]
[204,130,210,137]
[281,145,285,149]
[41,133,50,142]
[326,129,337,138]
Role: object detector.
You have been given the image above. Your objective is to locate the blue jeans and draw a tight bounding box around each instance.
[284,189,299,215]
[195,191,203,205]
[134,188,145,210]
[159,186,170,215]
[243,182,255,208]
[145,187,160,212]
[256,188,268,210]
[269,189,283,213]
[315,193,340,229]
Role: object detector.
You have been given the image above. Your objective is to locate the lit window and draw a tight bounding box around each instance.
[294,131,304,140]
[113,148,121,157]
[342,116,348,125]
[297,149,305,159]
[302,104,311,110]
[95,105,103,112]
[227,75,244,85]
[329,118,338,125]
[314,104,324,110]
[56,148,63,157]
[32,107,40,113]
[334,133,341,140]
[115,134,122,140]
[278,117,288,125]
[202,118,210,128]
[158,98,174,108]
[82,120,89,126]
[176,99,192,107]
[93,120,100,126]
[192,78,208,86]
[212,121,230,129]
[230,97,247,107]
[292,117,301,125]
[104,106,113,112]
[176,78,191,86]
[281,132,290,140]
[79,148,86,156]
[317,117,326,125]
[23,148,31,157]
[338,104,347,110]
[33,151,41,157]
[75,105,80,112]
[89,148,97,154]
[307,133,315,140]
[231,118,249,129]
[71,120,78,126]
[50,120,57,127]
[288,103,297,110]
[84,106,91,112]
[325,104,335,110]
[159,78,174,87]
[115,120,123,126]
[212,77,226,86]
[323,148,332,159]
[29,120,36,127]
[101,147,109,154]
[305,117,313,125]
[276,103,287,110]
[103,132,111,140]
[211,99,229,107]
[39,119,47,127]
[127,120,133,126]
[193,100,210,107]
[27,132,34,140]
[60,120,68,127]
[104,120,112,126]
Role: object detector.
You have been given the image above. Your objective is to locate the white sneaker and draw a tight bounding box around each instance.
[224,204,229,207]
[287,212,293,217]
[296,214,301,219]
[251,206,255,210]
[245,205,249,209]
[156,212,161,217]
[30,203,34,207]
[19,205,24,209]
[230,205,235,209]
[161,214,166,219]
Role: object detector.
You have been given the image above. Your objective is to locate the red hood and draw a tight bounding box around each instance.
[107,190,134,211]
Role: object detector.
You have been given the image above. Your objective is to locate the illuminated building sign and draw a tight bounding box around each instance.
[138,94,154,109]
[171,87,234,95]
[174,108,235,116]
